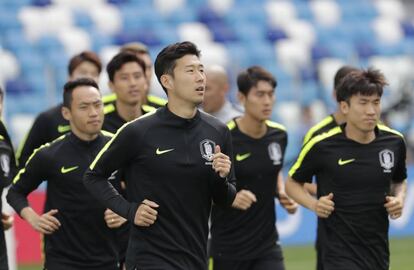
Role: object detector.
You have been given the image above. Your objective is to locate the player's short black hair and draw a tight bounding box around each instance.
[68,51,102,76]
[334,65,359,90]
[106,52,146,82]
[154,41,201,93]
[336,68,387,103]
[63,78,99,109]
[237,66,277,95]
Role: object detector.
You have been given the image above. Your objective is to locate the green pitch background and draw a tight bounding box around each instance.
[18,237,414,270]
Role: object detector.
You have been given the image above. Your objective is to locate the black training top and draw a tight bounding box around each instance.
[0,121,17,269]
[84,106,237,270]
[7,131,119,270]
[289,124,407,270]
[16,104,70,168]
[211,119,288,260]
[103,102,156,134]
[302,114,338,145]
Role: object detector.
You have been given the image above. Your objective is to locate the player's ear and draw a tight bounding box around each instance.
[237,91,246,107]
[108,80,115,93]
[160,74,173,91]
[61,106,71,121]
[339,100,349,115]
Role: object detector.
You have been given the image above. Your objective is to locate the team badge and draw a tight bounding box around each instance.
[379,149,394,173]
[0,154,10,177]
[268,142,282,165]
[200,139,216,165]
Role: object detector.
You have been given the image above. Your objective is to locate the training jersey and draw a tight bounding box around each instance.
[84,106,237,270]
[103,102,156,134]
[302,114,338,145]
[289,124,407,270]
[16,104,70,168]
[7,132,119,270]
[102,93,167,109]
[0,121,17,270]
[211,119,287,260]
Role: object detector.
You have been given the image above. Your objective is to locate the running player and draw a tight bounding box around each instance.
[286,68,407,270]
[210,66,297,270]
[7,78,120,270]
[84,41,256,269]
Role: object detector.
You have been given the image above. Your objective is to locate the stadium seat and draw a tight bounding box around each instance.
[283,20,316,46]
[375,0,405,21]
[275,39,311,73]
[310,0,341,27]
[58,27,92,56]
[265,1,297,27]
[372,17,404,45]
[154,0,185,15]
[89,3,122,35]
[0,49,20,82]
[177,22,213,44]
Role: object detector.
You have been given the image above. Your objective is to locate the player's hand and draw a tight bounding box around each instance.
[212,145,231,178]
[104,209,127,228]
[384,196,404,219]
[279,191,298,214]
[134,199,159,227]
[314,193,334,218]
[232,190,257,210]
[32,209,61,234]
[1,212,14,231]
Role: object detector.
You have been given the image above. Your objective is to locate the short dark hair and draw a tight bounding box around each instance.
[68,51,102,76]
[237,66,277,95]
[336,68,387,103]
[63,78,99,108]
[106,52,146,82]
[334,65,359,90]
[154,41,201,93]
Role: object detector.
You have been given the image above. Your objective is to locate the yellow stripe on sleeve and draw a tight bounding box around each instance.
[302,115,334,145]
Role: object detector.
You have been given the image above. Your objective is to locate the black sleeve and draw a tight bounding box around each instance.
[392,138,407,183]
[16,113,50,168]
[210,127,237,207]
[84,124,139,222]
[6,147,47,215]
[288,140,319,183]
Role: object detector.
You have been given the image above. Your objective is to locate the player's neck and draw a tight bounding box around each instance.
[167,98,197,119]
[237,115,267,139]
[70,126,99,142]
[116,100,142,122]
[345,123,376,144]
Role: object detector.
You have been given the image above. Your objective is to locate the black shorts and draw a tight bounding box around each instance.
[211,245,285,270]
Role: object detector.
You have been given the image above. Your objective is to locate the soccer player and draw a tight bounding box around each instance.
[7,78,121,270]
[286,68,407,270]
[84,41,256,270]
[16,51,102,168]
[0,86,17,270]
[210,66,297,270]
[103,52,155,134]
[302,65,358,270]
[103,42,167,109]
[202,65,242,123]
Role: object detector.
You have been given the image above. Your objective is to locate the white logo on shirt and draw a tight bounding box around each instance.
[268,142,282,165]
[379,149,394,173]
[200,139,216,165]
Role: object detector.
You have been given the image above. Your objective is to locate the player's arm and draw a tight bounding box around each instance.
[6,147,61,234]
[286,143,334,218]
[84,124,144,224]
[16,114,49,168]
[277,172,298,214]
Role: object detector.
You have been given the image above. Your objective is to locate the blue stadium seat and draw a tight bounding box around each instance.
[165,6,197,26]
[266,27,287,42]
[0,7,21,31]
[73,10,94,31]
[5,78,32,96]
[401,21,414,38]
[31,0,52,7]
[311,44,331,62]
[197,6,221,25]
[355,42,377,59]
[208,21,238,43]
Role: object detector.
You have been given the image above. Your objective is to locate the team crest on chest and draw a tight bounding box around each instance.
[379,149,394,173]
[200,139,216,165]
[268,142,282,165]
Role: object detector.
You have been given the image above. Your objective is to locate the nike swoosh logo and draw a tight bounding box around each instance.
[57,125,70,133]
[338,158,355,166]
[236,153,251,161]
[156,148,174,155]
[61,166,79,174]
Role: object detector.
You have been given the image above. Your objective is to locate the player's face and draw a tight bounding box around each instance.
[70,61,100,83]
[341,93,381,132]
[241,80,275,121]
[65,86,104,138]
[167,54,206,106]
[203,74,225,113]
[110,62,148,106]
